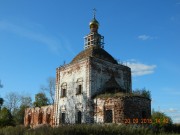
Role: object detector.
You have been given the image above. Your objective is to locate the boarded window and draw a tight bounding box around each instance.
[61,113,65,124]
[105,110,113,123]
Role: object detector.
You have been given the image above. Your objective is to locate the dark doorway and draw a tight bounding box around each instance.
[46,113,51,124]
[105,110,113,123]
[38,112,43,124]
[77,111,82,124]
[61,113,65,124]
[28,114,31,125]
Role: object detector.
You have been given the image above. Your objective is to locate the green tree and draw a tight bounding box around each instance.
[0,98,4,110]
[151,110,173,133]
[0,107,14,127]
[13,96,32,125]
[133,88,151,99]
[33,92,49,107]
[0,80,4,110]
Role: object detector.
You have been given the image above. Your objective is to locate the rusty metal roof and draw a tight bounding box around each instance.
[71,46,118,64]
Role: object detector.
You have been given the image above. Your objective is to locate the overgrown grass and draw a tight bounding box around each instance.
[0,124,180,135]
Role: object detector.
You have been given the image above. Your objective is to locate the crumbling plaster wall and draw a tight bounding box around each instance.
[54,58,92,125]
[90,57,131,96]
[94,96,151,124]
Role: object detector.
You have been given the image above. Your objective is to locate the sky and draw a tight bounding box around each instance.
[0,0,180,123]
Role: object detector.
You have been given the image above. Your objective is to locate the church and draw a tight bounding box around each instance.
[24,13,151,127]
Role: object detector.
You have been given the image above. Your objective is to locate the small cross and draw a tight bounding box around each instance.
[93,8,96,18]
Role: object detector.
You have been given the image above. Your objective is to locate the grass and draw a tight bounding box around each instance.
[0,124,180,135]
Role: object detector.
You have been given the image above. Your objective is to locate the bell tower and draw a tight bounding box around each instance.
[84,9,104,49]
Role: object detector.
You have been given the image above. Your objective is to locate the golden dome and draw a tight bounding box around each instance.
[89,17,99,29]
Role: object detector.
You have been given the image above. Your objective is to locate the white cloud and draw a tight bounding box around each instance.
[126,60,156,76]
[137,34,157,40]
[159,108,180,123]
[0,20,68,54]
[162,108,178,113]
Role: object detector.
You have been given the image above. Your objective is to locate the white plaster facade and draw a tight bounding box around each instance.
[53,16,132,125]
[54,55,131,125]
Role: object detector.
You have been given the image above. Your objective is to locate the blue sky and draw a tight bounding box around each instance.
[0,0,180,123]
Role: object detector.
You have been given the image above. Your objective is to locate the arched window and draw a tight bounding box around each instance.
[61,82,67,97]
[76,78,83,95]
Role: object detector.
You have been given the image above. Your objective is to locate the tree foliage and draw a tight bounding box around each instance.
[0,98,4,110]
[151,110,172,126]
[151,110,173,133]
[132,88,151,99]
[13,96,32,125]
[0,107,14,127]
[33,92,49,107]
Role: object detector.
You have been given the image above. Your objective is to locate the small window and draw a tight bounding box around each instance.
[76,85,82,95]
[62,89,66,97]
[61,82,67,98]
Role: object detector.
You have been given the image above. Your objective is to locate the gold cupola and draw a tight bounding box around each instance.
[89,17,99,32]
[89,9,99,33]
[84,9,104,49]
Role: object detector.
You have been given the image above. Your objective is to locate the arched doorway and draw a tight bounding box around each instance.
[46,113,51,124]
[38,111,43,124]
[27,110,32,125]
[77,111,82,124]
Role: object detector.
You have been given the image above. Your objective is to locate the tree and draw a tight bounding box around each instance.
[4,92,21,114]
[132,88,151,99]
[0,107,14,127]
[0,98,4,110]
[20,96,32,107]
[13,96,32,125]
[13,105,27,125]
[41,77,55,104]
[151,110,173,133]
[33,92,49,107]
[0,80,4,110]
